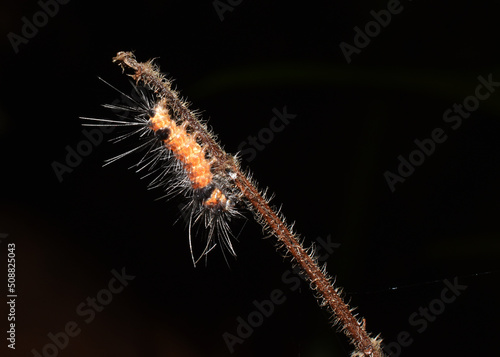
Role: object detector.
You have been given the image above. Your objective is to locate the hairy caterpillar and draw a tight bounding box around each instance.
[82,55,243,265]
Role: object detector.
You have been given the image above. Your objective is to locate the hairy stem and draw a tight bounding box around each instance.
[112,51,384,357]
[233,171,383,357]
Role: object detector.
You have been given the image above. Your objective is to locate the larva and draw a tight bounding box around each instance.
[82,55,243,265]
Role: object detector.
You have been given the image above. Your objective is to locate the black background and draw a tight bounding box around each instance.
[1,1,499,356]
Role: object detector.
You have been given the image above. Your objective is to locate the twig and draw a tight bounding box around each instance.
[111,51,385,357]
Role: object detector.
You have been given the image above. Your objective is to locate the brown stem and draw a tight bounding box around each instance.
[112,51,384,357]
[233,171,383,357]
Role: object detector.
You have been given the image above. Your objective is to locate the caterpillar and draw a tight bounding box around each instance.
[81,53,243,265]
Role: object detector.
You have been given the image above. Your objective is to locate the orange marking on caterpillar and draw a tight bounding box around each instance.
[150,99,212,190]
[205,188,228,209]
